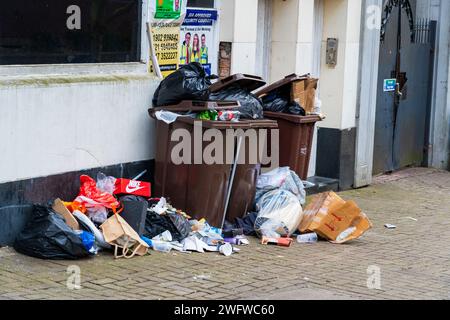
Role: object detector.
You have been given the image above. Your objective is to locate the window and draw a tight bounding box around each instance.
[187,0,215,8]
[0,0,141,65]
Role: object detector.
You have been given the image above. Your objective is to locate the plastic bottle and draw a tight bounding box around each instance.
[335,226,356,243]
[296,232,318,244]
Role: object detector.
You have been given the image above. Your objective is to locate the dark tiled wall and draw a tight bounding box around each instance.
[0,160,154,246]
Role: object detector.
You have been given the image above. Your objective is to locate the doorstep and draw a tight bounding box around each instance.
[305,176,339,195]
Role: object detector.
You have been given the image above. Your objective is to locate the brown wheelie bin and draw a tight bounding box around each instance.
[224,119,278,224]
[255,74,322,180]
[264,112,321,181]
[149,100,277,227]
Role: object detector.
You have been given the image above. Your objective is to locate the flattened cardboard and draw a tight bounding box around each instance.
[299,192,345,233]
[300,192,372,243]
[52,198,80,230]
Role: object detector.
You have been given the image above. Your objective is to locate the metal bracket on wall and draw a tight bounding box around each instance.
[326,38,338,67]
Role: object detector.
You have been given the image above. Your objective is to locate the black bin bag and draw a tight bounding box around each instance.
[210,85,264,119]
[14,205,90,260]
[144,211,191,242]
[152,62,212,107]
[262,92,306,116]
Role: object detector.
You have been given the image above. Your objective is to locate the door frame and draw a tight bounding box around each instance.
[255,0,273,80]
[354,0,383,188]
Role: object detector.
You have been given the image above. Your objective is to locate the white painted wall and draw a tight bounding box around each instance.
[319,0,362,130]
[269,0,316,82]
[0,73,159,183]
[218,0,235,42]
[231,0,259,74]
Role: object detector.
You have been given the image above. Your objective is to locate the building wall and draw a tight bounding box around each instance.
[315,0,362,190]
[218,0,364,184]
[0,71,158,184]
[0,65,159,246]
[319,0,361,130]
[270,0,316,83]
[218,0,259,75]
[218,0,235,42]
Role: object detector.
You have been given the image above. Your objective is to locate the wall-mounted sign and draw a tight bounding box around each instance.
[179,8,218,75]
[149,0,187,78]
[383,79,397,92]
[155,0,184,20]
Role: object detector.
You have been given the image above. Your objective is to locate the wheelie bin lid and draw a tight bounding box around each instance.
[209,74,266,93]
[170,117,278,129]
[152,100,241,112]
[149,100,241,119]
[254,73,310,98]
[263,111,322,124]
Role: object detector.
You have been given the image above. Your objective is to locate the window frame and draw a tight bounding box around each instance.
[0,0,150,77]
[186,0,215,9]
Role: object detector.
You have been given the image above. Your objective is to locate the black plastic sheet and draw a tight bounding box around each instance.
[14,205,90,260]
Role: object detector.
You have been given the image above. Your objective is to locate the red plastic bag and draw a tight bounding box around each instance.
[74,175,120,223]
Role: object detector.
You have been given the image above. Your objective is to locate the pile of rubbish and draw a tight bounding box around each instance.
[225,167,373,247]
[14,172,250,260]
[13,166,372,260]
[13,64,372,260]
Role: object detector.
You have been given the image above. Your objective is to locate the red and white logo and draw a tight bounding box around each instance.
[125,180,145,194]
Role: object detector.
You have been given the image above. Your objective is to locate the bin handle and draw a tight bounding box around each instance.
[221,136,243,230]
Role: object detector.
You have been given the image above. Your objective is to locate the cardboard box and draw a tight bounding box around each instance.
[299,192,372,243]
[52,198,80,230]
[299,192,345,233]
[291,80,306,106]
[114,179,151,198]
[291,78,318,114]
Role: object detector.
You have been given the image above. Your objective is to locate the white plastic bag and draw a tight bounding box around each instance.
[256,167,306,205]
[256,167,290,190]
[255,189,304,238]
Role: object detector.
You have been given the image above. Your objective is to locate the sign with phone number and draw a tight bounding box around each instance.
[151,23,180,77]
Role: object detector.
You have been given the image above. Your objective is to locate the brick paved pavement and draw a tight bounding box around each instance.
[1,167,449,300]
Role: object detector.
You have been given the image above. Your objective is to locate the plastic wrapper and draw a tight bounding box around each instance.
[96,172,116,195]
[75,230,98,255]
[74,175,120,224]
[254,189,304,238]
[210,85,264,119]
[197,110,218,120]
[255,167,306,205]
[153,62,212,107]
[218,110,240,121]
[14,205,90,260]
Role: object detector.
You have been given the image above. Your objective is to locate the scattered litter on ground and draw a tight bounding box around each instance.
[385,224,397,229]
[193,274,211,281]
[296,233,318,244]
[13,70,374,262]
